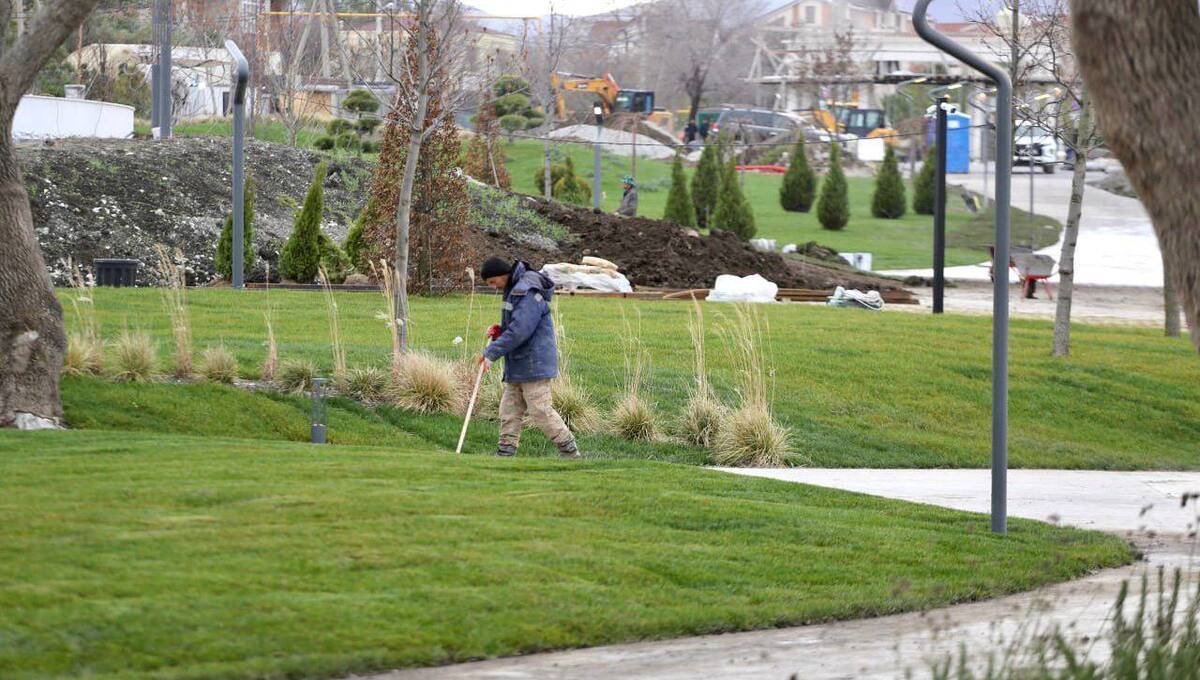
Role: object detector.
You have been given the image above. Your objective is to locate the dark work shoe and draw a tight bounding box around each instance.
[557,440,582,459]
[495,444,517,457]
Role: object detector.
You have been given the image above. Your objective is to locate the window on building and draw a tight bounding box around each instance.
[805,5,816,24]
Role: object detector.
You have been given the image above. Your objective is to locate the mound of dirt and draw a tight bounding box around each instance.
[22,138,370,285]
[473,196,903,291]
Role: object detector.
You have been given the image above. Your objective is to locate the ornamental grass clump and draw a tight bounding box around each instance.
[318,265,348,387]
[153,245,192,378]
[108,330,160,383]
[551,299,599,433]
[277,358,317,394]
[677,298,727,448]
[344,366,389,403]
[712,303,794,467]
[390,352,462,414]
[196,345,239,384]
[611,310,658,441]
[64,332,104,376]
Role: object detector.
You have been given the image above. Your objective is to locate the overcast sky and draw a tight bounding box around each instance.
[466,0,968,20]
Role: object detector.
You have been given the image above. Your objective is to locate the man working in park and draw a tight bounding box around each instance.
[617,175,638,217]
[478,256,581,459]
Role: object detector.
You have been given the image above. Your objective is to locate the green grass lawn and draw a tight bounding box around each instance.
[0,429,1132,680]
[500,139,1060,270]
[65,288,1200,470]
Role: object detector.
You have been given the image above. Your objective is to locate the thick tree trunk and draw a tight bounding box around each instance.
[0,118,65,428]
[1071,0,1200,353]
[1164,255,1182,337]
[0,0,104,428]
[1051,104,1092,358]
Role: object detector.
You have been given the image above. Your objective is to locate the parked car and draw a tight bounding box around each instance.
[698,106,805,142]
[1014,122,1061,173]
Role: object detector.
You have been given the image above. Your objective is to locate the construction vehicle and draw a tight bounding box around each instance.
[809,102,901,146]
[551,72,669,127]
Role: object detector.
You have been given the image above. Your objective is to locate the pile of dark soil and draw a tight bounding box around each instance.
[470,195,902,291]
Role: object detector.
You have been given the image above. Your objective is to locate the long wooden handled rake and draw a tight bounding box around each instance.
[455,358,488,454]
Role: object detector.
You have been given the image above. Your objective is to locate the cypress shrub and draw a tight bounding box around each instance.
[663,152,695,227]
[778,136,816,212]
[343,210,367,271]
[530,162,568,194]
[913,147,936,215]
[871,145,908,219]
[215,179,255,280]
[690,142,721,228]
[552,156,591,206]
[318,232,353,284]
[712,159,756,240]
[817,144,850,231]
[279,163,326,283]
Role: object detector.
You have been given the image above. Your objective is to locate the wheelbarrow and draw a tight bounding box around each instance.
[989,246,1057,299]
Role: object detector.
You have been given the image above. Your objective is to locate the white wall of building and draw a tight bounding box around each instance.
[13,95,134,140]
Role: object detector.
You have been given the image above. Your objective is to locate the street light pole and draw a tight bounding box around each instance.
[593,103,603,210]
[933,95,948,314]
[915,0,1013,534]
[226,40,250,290]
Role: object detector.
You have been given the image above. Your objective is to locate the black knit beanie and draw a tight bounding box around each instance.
[479,256,512,280]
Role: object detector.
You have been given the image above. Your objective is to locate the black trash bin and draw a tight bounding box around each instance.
[93,258,140,287]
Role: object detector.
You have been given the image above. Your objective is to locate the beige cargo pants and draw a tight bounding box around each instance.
[498,379,574,449]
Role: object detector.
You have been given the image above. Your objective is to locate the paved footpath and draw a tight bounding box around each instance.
[359,470,1200,680]
[883,165,1162,288]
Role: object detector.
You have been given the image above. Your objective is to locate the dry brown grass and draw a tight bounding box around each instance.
[389,352,463,414]
[261,308,279,382]
[64,332,105,376]
[371,260,405,381]
[611,307,658,441]
[712,303,794,467]
[277,359,317,394]
[108,330,160,383]
[318,265,348,386]
[678,297,727,447]
[344,366,390,403]
[153,245,192,378]
[196,345,240,384]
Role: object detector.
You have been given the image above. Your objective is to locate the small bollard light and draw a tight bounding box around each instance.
[310,378,327,444]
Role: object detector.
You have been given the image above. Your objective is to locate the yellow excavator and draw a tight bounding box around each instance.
[551,72,672,129]
[810,101,901,147]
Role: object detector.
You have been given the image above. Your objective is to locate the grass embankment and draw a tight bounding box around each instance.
[159,120,1059,270]
[0,429,1132,680]
[66,289,1200,470]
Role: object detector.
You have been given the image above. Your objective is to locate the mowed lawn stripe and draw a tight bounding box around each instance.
[0,430,1131,680]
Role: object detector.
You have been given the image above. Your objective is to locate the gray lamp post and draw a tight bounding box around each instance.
[225,40,250,290]
[914,0,1013,534]
[593,103,604,210]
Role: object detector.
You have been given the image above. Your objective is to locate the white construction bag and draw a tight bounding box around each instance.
[541,263,633,293]
[707,274,779,303]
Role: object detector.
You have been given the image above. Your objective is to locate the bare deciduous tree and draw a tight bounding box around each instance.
[1070,0,1199,352]
[264,7,318,147]
[523,7,573,199]
[969,0,1099,357]
[636,0,766,124]
[0,0,104,429]
[382,0,469,351]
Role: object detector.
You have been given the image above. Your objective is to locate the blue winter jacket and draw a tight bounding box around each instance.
[483,261,559,383]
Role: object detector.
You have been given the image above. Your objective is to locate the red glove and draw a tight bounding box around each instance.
[486,324,502,340]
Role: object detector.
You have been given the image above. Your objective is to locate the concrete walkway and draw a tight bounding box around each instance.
[361,470,1200,680]
[882,165,1162,288]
